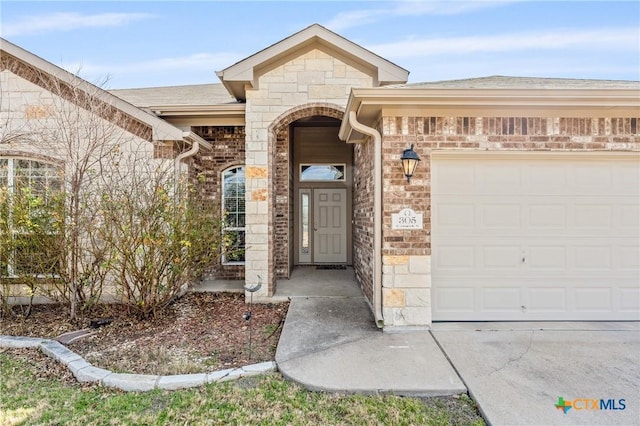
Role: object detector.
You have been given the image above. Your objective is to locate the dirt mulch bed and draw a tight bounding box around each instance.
[1,292,289,375]
[1,347,80,386]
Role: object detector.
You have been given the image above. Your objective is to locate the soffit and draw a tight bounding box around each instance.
[216,24,409,101]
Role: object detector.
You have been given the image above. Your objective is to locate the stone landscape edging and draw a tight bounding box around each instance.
[0,335,277,392]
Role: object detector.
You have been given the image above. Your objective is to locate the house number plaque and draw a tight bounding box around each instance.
[392,208,423,230]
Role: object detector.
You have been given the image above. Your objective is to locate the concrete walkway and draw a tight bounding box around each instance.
[275,295,465,396]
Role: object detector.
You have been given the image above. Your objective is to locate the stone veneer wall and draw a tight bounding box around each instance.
[380,115,640,327]
[245,48,373,296]
[190,126,246,280]
[352,138,375,305]
[1,52,153,141]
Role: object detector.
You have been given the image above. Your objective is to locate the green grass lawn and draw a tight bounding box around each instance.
[0,352,485,425]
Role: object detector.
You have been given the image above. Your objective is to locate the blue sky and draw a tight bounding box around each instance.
[2,1,639,89]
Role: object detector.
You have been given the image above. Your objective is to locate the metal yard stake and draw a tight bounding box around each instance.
[243,275,262,362]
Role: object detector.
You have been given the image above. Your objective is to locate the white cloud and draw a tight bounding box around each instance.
[324,0,518,31]
[2,12,155,37]
[60,52,244,87]
[368,28,640,58]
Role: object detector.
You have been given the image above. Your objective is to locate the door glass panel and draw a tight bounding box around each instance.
[301,193,309,253]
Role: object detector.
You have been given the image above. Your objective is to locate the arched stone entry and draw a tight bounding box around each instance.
[269,103,347,280]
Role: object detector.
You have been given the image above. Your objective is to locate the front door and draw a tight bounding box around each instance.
[314,188,347,263]
[298,188,347,264]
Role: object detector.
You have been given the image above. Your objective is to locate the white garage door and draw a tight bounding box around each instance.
[432,152,640,321]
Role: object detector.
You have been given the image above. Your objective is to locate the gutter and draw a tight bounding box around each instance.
[174,132,210,190]
[348,111,384,328]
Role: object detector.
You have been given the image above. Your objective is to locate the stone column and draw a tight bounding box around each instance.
[243,108,273,298]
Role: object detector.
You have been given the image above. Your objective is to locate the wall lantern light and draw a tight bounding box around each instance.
[400,144,421,183]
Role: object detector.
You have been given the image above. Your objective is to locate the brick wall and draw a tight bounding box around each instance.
[153,141,187,159]
[190,126,246,280]
[380,114,640,327]
[274,126,290,279]
[353,138,375,304]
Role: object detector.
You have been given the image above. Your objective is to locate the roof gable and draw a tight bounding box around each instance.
[1,38,186,142]
[216,24,409,101]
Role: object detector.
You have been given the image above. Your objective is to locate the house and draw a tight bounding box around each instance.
[1,24,638,328]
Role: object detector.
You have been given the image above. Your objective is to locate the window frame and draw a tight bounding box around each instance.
[0,157,63,278]
[221,165,246,265]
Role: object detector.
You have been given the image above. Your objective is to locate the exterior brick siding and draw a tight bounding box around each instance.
[190,126,246,280]
[353,138,375,304]
[273,126,291,279]
[381,115,640,257]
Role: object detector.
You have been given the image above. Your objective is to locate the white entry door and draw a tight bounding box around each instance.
[313,188,347,263]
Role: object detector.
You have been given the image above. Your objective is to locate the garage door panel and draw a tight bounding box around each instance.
[573,246,612,270]
[481,288,521,311]
[619,288,640,311]
[435,279,636,319]
[524,163,567,188]
[432,153,640,321]
[527,246,566,270]
[529,204,566,228]
[433,287,475,312]
[618,163,640,193]
[431,162,476,195]
[481,245,521,269]
[479,163,522,189]
[570,163,614,190]
[481,204,521,228]
[574,288,612,312]
[573,205,612,229]
[619,204,640,229]
[617,245,640,269]
[434,246,475,269]
[526,288,567,312]
[436,203,475,227]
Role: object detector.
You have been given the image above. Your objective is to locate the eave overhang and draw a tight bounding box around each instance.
[339,88,640,143]
[150,103,246,120]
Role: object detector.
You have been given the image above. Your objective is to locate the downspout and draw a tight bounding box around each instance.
[348,111,384,328]
[174,132,201,192]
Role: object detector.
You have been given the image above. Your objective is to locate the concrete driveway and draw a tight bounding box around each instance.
[431,322,640,426]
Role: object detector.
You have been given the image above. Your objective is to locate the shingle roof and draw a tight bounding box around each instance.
[398,75,640,89]
[108,84,237,108]
[108,76,640,110]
